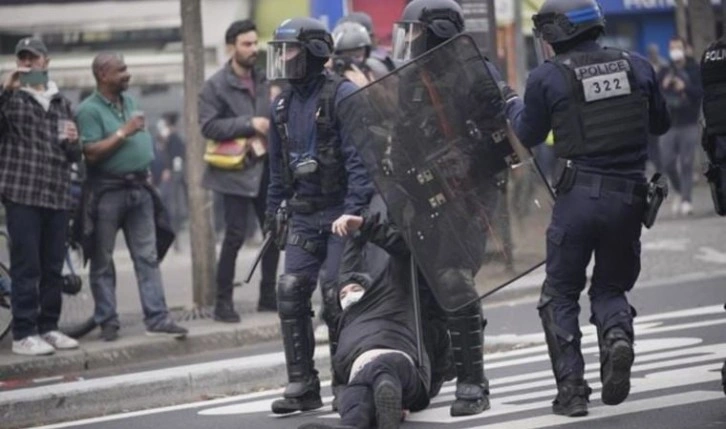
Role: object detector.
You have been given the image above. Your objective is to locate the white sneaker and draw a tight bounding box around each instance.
[41,330,79,350]
[12,335,55,356]
[671,195,682,214]
[680,201,694,216]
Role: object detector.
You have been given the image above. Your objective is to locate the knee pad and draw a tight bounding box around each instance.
[277,274,315,319]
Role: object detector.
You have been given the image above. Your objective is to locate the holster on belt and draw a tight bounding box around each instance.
[553,159,577,195]
[642,173,668,229]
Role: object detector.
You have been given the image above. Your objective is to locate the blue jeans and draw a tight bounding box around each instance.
[90,187,169,329]
[4,202,68,340]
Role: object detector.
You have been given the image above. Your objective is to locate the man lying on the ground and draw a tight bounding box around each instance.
[299,213,431,429]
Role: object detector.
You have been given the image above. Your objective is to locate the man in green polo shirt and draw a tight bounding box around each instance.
[75,52,187,341]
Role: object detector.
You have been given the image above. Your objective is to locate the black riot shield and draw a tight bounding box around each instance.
[339,34,554,312]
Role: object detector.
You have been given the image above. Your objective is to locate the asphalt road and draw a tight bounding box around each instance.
[31,272,726,429]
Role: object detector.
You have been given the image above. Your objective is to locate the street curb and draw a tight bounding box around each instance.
[0,342,527,429]
[0,319,282,381]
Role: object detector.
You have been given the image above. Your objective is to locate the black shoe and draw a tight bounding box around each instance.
[552,380,591,417]
[601,337,634,406]
[374,377,402,429]
[146,321,188,339]
[100,324,119,342]
[271,391,323,414]
[214,302,241,323]
[450,396,490,417]
[720,360,725,395]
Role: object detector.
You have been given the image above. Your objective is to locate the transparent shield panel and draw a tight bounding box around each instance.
[339,34,554,312]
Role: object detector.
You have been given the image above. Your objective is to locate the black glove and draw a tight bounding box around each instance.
[263,212,276,236]
[498,82,519,103]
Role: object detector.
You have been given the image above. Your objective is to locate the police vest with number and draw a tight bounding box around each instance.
[273,74,347,197]
[701,38,726,137]
[549,49,649,159]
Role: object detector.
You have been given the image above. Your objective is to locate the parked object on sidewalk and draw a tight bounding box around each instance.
[199,19,280,321]
[74,52,187,341]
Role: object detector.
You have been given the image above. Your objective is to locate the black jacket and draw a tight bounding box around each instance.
[334,213,431,391]
[75,173,175,265]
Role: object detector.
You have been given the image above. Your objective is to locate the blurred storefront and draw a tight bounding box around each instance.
[598,0,723,55]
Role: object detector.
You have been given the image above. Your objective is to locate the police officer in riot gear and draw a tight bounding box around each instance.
[337,11,396,75]
[265,17,374,414]
[699,36,726,396]
[508,0,671,417]
[330,21,381,84]
[387,0,510,417]
[700,37,726,217]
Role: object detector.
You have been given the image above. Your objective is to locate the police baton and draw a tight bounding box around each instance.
[243,233,274,284]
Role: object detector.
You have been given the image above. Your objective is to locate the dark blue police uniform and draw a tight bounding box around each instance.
[507,35,670,414]
[265,17,374,415]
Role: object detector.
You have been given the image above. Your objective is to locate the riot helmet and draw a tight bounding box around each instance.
[267,17,334,81]
[332,21,372,69]
[337,11,375,39]
[392,0,465,63]
[532,0,605,59]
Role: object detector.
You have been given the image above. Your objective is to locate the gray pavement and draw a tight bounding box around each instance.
[1,184,725,428]
[10,267,726,429]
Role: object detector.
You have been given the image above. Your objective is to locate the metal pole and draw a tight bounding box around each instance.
[409,254,425,368]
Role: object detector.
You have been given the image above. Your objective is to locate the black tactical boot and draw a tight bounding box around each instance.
[599,328,634,406]
[257,281,277,312]
[373,375,403,429]
[271,375,323,414]
[552,379,592,417]
[272,281,323,415]
[447,306,491,417]
[213,301,240,323]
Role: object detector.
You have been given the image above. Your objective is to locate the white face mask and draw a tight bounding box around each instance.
[340,290,365,310]
[670,49,685,62]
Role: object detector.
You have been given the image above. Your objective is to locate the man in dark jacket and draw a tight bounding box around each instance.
[199,19,280,321]
[299,212,430,429]
[658,37,703,216]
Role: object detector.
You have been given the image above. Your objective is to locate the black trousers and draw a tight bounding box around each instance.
[5,201,68,340]
[339,353,429,429]
[216,192,280,303]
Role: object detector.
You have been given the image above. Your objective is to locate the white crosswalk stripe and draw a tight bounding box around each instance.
[197,305,726,428]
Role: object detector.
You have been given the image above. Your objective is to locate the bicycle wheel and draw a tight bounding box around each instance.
[58,246,96,339]
[0,262,12,341]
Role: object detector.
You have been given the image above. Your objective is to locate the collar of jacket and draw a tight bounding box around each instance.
[224,61,264,91]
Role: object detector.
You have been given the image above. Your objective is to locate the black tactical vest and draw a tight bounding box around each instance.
[549,48,649,159]
[273,74,347,197]
[701,38,726,137]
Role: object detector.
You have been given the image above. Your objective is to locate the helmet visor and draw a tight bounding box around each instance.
[391,22,426,63]
[267,42,306,80]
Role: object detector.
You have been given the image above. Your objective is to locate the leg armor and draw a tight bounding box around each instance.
[272,274,322,414]
[447,302,490,417]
